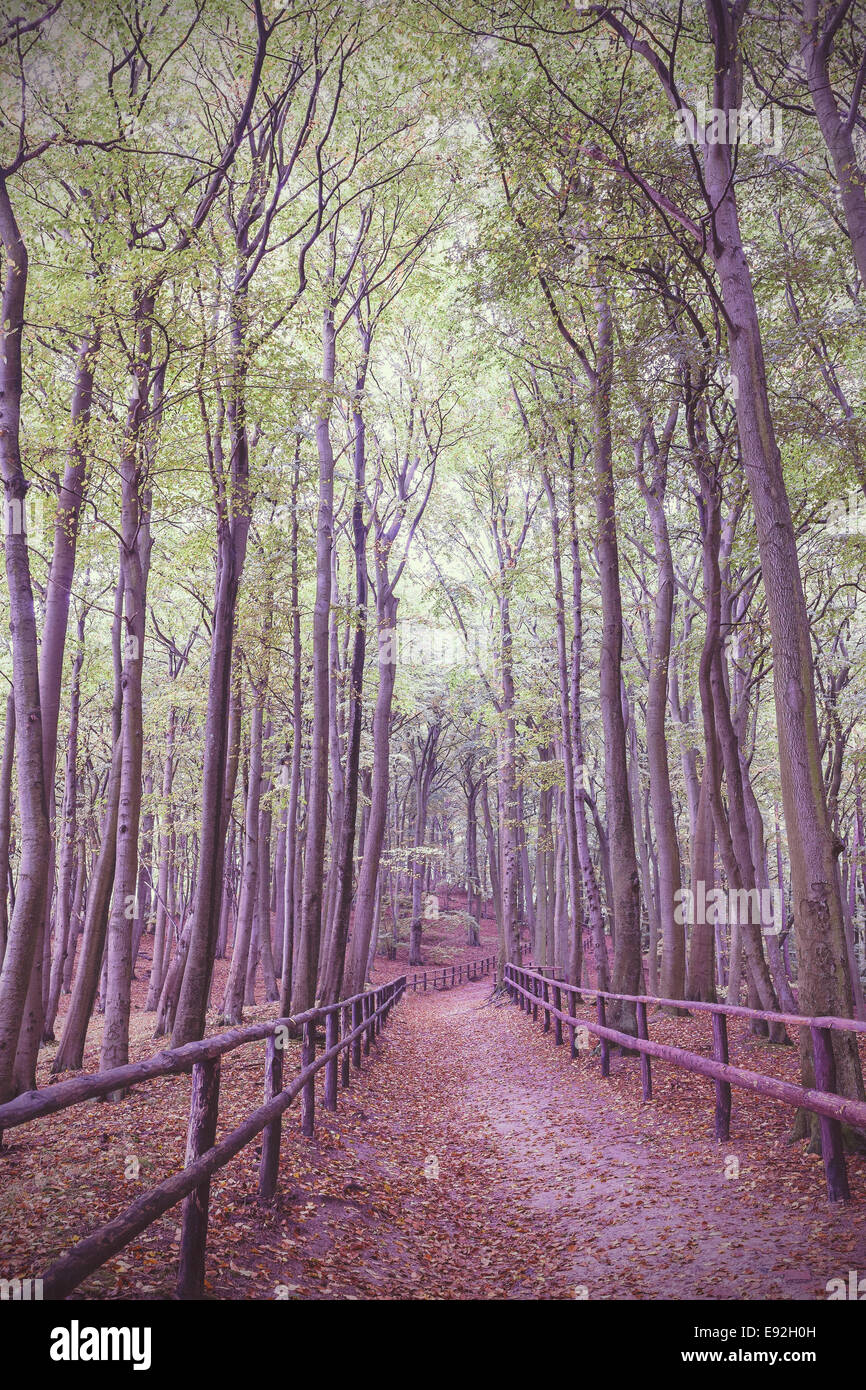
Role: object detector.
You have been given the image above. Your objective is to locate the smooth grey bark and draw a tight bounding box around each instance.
[586,288,643,1029]
[540,461,583,988]
[280,457,303,1013]
[0,691,15,972]
[100,321,158,1075]
[0,176,52,1101]
[635,410,686,1001]
[292,306,336,1012]
[408,720,442,967]
[567,452,607,990]
[43,613,85,1041]
[223,699,265,1024]
[256,721,279,1003]
[319,323,371,1003]
[345,441,436,994]
[145,710,177,1011]
[52,734,122,1072]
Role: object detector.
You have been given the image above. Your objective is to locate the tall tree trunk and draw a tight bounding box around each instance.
[590,289,642,1029]
[0,178,52,1101]
[0,691,15,972]
[293,306,335,1012]
[567,459,607,990]
[496,589,520,972]
[256,720,278,1002]
[637,427,686,1001]
[223,699,264,1024]
[687,760,717,1001]
[280,465,303,1013]
[172,299,253,1045]
[100,319,157,1076]
[43,616,85,1041]
[702,0,863,1122]
[52,736,122,1072]
[541,466,583,989]
[346,588,397,995]
[145,710,177,1011]
[319,330,370,1003]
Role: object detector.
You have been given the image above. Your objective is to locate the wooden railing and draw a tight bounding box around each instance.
[0,976,406,1300]
[408,941,530,993]
[410,956,495,991]
[505,963,866,1203]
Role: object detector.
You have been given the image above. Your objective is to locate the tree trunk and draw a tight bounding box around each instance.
[590,288,642,1030]
[0,177,51,1102]
[43,617,85,1041]
[346,589,398,995]
[293,307,336,1012]
[0,691,15,973]
[319,333,370,1003]
[223,699,265,1025]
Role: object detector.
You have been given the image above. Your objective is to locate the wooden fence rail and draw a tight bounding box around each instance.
[504,963,866,1204]
[0,976,406,1300]
[408,941,531,993]
[410,956,494,992]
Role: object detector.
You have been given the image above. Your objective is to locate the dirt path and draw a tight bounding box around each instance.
[267,978,866,1301]
[11,972,864,1300]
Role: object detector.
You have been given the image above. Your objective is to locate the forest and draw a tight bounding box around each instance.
[1,0,866,1318]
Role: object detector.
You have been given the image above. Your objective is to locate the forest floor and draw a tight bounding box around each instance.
[2,913,866,1300]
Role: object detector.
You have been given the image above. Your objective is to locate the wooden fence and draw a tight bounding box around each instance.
[505,963,866,1204]
[408,941,530,993]
[0,976,406,1300]
[410,956,495,991]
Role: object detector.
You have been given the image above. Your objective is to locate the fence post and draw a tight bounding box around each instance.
[341,1004,351,1088]
[423,971,427,992]
[636,1000,652,1102]
[811,1025,851,1202]
[177,1056,221,1299]
[352,998,362,1069]
[568,984,577,1058]
[363,995,372,1055]
[598,996,609,1077]
[532,976,539,1023]
[712,1012,731,1142]
[301,1020,316,1137]
[324,1011,339,1111]
[542,978,551,1033]
[259,1035,284,1200]
[553,985,562,1046]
